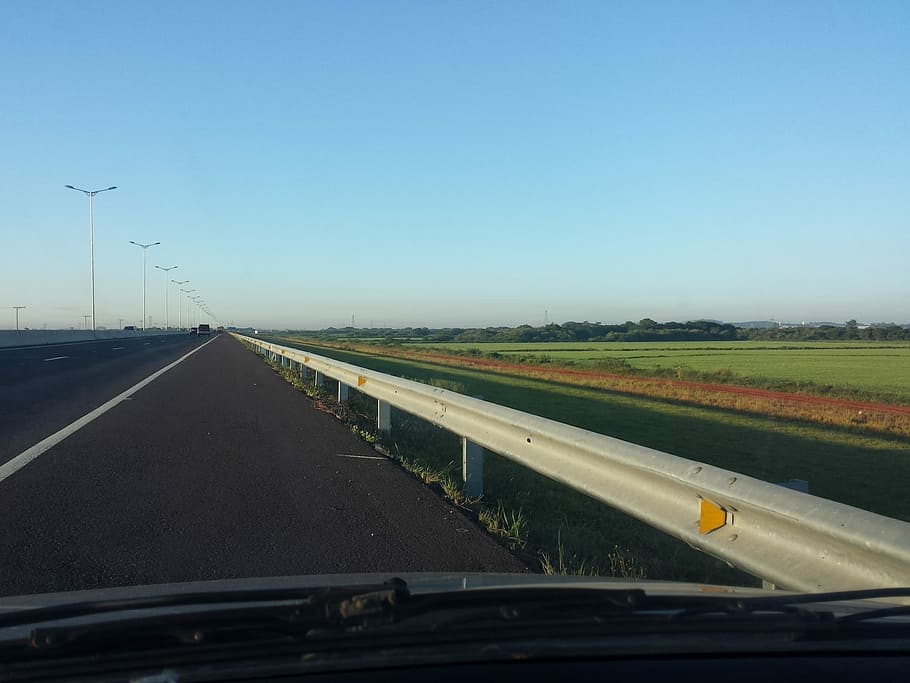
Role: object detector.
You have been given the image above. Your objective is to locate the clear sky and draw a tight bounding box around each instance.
[1,1,908,330]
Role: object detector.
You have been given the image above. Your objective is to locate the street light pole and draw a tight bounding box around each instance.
[190,297,202,327]
[181,289,195,330]
[13,306,25,332]
[172,280,189,329]
[65,185,117,331]
[155,265,178,329]
[129,241,160,330]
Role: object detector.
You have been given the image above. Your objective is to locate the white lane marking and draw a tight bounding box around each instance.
[43,356,68,362]
[336,453,387,461]
[143,342,151,345]
[0,335,185,353]
[112,347,124,350]
[0,335,219,484]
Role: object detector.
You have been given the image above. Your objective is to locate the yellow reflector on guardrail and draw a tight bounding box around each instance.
[699,499,727,534]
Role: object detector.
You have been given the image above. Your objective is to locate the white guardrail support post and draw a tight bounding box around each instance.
[462,437,483,498]
[377,400,392,434]
[314,370,324,387]
[235,334,910,592]
[338,381,349,402]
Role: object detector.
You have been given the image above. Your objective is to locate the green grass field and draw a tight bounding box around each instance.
[405,340,910,400]
[264,335,910,587]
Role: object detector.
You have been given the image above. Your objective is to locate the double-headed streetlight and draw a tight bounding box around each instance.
[172,280,189,329]
[65,185,117,330]
[13,306,25,332]
[129,241,160,330]
[154,265,179,329]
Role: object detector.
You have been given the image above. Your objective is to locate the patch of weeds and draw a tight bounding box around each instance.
[607,545,647,580]
[395,453,447,485]
[538,533,646,579]
[351,426,378,444]
[539,532,599,576]
[478,501,528,550]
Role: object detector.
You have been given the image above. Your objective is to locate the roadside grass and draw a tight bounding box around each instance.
[252,336,910,587]
[478,501,528,550]
[539,534,647,579]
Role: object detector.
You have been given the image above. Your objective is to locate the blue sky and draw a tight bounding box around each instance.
[1,1,908,329]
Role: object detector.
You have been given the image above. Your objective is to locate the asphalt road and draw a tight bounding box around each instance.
[0,334,526,596]
[0,334,205,467]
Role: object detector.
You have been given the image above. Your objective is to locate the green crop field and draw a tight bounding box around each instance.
[262,335,910,586]
[405,340,910,400]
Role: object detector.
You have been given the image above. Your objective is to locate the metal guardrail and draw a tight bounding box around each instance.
[233,333,910,593]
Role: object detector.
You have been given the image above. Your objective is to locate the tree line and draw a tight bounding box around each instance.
[309,319,910,343]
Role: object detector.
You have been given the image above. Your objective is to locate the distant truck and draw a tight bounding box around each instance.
[196,324,211,336]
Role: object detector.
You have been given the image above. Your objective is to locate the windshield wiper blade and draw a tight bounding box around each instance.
[10,585,648,655]
[9,579,410,656]
[673,587,910,620]
[0,578,409,632]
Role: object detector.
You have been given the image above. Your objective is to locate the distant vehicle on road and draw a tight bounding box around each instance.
[123,325,136,331]
[197,324,211,336]
[190,327,197,335]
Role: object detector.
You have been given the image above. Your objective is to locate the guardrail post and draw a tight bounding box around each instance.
[337,381,349,402]
[314,370,324,387]
[377,400,391,434]
[461,437,484,498]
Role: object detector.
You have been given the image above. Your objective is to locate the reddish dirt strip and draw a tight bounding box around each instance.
[399,350,910,418]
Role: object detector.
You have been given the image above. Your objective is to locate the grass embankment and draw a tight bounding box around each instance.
[257,336,910,586]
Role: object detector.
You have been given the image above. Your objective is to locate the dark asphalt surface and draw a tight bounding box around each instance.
[0,334,527,596]
[0,334,205,466]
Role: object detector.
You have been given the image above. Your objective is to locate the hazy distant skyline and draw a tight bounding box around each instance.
[2,1,908,330]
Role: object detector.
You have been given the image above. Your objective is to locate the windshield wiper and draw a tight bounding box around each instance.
[0,578,410,633]
[674,587,910,619]
[5,581,649,654]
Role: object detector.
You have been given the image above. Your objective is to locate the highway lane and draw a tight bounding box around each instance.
[0,334,206,466]
[0,334,527,596]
